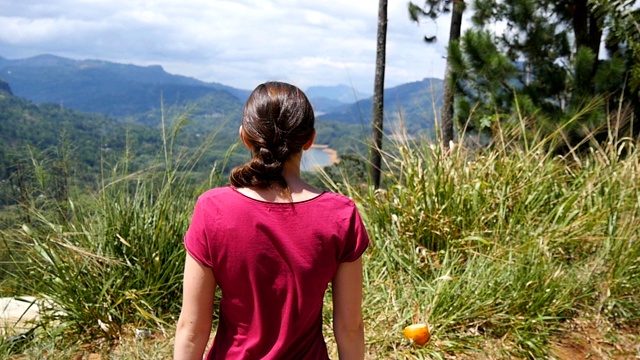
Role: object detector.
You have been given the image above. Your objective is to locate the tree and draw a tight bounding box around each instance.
[450,0,637,145]
[591,0,640,133]
[447,29,519,135]
[370,0,388,189]
[409,0,466,149]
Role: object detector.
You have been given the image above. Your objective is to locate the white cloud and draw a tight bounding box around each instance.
[0,0,451,93]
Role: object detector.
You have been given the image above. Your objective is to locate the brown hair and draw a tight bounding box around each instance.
[229,82,315,189]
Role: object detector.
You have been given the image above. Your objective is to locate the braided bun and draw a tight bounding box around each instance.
[230,82,315,189]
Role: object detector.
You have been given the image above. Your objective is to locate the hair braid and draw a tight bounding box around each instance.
[230,82,315,189]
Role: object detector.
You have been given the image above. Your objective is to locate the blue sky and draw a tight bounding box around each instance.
[0,0,454,93]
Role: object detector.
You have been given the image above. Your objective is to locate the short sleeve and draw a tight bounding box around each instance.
[184,197,214,268]
[338,205,370,263]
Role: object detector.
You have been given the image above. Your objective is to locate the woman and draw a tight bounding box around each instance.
[174,82,369,359]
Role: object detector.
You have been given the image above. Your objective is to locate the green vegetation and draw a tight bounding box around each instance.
[0,106,638,357]
[0,115,230,353]
[0,88,166,208]
[450,0,640,144]
[0,88,249,209]
[0,80,369,211]
[354,134,640,358]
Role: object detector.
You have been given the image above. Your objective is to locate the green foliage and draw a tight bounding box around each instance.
[594,0,640,127]
[451,0,638,146]
[449,30,518,132]
[0,78,371,207]
[0,108,639,358]
[305,153,370,193]
[5,171,195,341]
[2,69,640,358]
[0,90,164,204]
[0,88,246,210]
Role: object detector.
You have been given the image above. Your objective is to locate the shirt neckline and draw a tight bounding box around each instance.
[229,186,327,205]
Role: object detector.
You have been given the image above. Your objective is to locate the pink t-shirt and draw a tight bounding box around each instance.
[184,186,369,359]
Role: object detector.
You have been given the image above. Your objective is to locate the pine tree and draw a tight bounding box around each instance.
[450,0,638,145]
[591,0,640,134]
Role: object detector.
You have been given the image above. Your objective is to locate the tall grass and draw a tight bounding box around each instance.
[0,112,229,349]
[337,128,640,358]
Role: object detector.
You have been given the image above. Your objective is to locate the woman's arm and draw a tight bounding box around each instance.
[174,253,217,360]
[332,257,365,360]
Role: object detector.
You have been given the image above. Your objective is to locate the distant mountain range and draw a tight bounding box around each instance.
[305,84,371,114]
[0,54,443,137]
[0,54,442,129]
[0,54,249,118]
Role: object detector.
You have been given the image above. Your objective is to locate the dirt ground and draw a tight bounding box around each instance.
[549,319,640,360]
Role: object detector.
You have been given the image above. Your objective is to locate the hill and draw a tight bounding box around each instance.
[0,83,167,206]
[0,54,250,118]
[0,55,443,138]
[0,83,261,208]
[0,78,11,94]
[0,77,366,186]
[318,78,444,137]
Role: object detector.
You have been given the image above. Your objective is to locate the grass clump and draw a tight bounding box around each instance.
[339,134,640,358]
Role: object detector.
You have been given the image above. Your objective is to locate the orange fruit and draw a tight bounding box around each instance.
[403,323,430,346]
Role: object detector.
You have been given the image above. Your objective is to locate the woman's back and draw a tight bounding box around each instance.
[185,187,368,359]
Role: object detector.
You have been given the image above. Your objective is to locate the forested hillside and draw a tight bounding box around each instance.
[0,79,371,207]
[0,82,166,204]
[0,54,396,162]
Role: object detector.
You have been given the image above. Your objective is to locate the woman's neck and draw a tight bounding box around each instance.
[235,152,322,203]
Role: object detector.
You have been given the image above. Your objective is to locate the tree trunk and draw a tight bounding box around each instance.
[572,0,602,70]
[370,0,388,189]
[441,0,465,150]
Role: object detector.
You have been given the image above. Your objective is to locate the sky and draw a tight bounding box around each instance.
[0,0,454,94]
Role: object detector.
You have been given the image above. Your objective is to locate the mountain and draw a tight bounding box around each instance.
[0,54,444,147]
[0,83,258,208]
[318,78,444,137]
[0,54,250,118]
